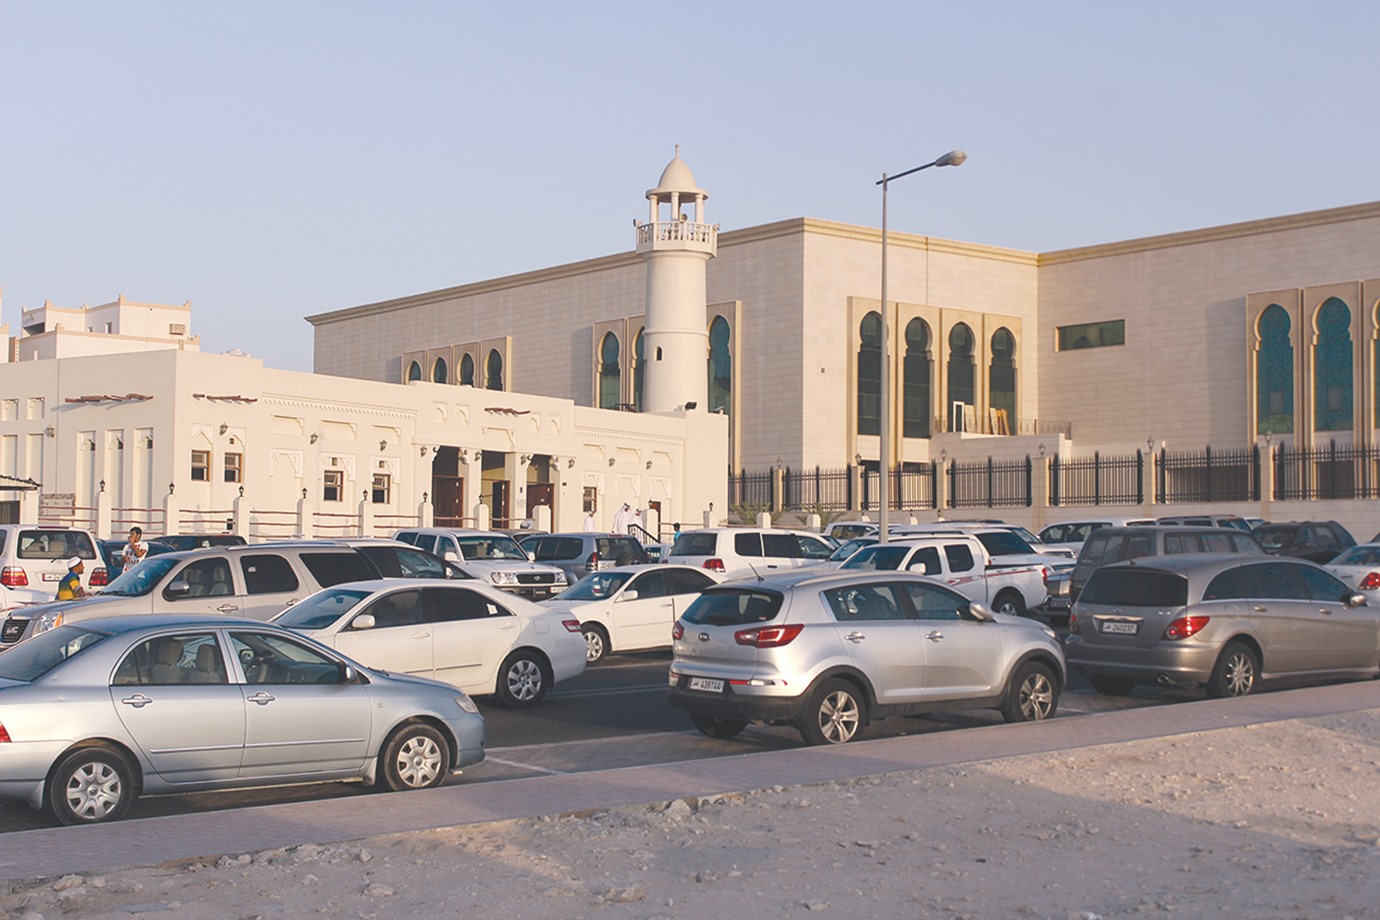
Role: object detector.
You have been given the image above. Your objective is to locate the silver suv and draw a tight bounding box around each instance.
[668,569,1065,745]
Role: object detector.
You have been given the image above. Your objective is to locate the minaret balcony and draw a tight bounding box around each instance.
[635,220,718,255]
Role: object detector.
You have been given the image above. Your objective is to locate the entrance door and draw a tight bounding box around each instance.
[527,484,554,520]
[434,476,464,528]
[491,480,510,529]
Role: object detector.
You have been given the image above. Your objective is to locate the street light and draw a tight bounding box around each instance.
[876,149,966,542]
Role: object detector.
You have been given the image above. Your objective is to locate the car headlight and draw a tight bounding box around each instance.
[455,694,480,714]
[490,571,518,586]
[32,611,63,636]
[1039,623,1057,640]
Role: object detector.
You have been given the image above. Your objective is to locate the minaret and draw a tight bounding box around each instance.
[635,147,717,413]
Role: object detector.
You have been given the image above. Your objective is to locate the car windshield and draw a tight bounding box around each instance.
[1331,545,1380,567]
[456,535,528,561]
[0,626,110,681]
[557,570,634,600]
[682,588,783,626]
[274,588,373,629]
[828,538,874,562]
[839,545,910,571]
[1254,527,1297,551]
[97,555,181,597]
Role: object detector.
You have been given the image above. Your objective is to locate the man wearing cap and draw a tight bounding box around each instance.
[56,557,87,601]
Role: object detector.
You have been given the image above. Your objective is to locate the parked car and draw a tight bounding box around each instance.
[1155,514,1253,532]
[667,569,1065,745]
[665,528,836,578]
[1324,543,1380,602]
[97,538,176,574]
[516,532,650,584]
[1066,525,1264,603]
[1038,517,1156,554]
[147,534,249,551]
[0,614,486,825]
[317,538,471,581]
[274,579,585,707]
[544,564,719,663]
[1065,554,1379,697]
[3,541,399,646]
[0,526,106,612]
[838,533,1051,616]
[1253,521,1356,564]
[393,528,567,600]
[894,523,1076,562]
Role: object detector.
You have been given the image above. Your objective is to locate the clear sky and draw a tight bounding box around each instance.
[3,0,1377,372]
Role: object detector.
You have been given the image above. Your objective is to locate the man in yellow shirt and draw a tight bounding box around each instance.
[56,557,87,601]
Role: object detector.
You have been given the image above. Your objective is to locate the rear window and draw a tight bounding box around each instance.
[734,533,764,557]
[17,529,96,561]
[682,588,783,626]
[671,532,718,556]
[1254,527,1298,551]
[976,532,1034,557]
[1078,569,1189,608]
[240,554,300,594]
[298,551,374,588]
[598,537,647,564]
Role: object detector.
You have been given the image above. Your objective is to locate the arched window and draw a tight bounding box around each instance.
[485,349,504,391]
[902,319,931,438]
[431,356,448,384]
[857,312,883,436]
[598,332,621,409]
[1314,298,1352,431]
[708,316,731,416]
[459,353,475,386]
[632,328,645,412]
[989,327,1017,433]
[947,323,975,430]
[407,361,422,382]
[1256,305,1293,434]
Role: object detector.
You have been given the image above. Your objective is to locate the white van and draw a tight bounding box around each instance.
[664,527,835,579]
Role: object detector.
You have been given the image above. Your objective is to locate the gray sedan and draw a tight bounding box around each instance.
[0,615,486,825]
[1065,554,1380,697]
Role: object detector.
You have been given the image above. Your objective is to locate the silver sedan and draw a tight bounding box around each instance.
[0,614,486,825]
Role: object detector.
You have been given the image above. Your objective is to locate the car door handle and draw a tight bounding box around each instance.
[412,631,431,639]
[1253,605,1269,612]
[844,631,865,643]
[284,598,299,606]
[498,622,517,630]
[247,691,276,705]
[216,604,239,613]
[1319,608,1333,615]
[926,631,945,642]
[120,694,153,708]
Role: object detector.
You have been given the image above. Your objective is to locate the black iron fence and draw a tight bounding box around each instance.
[1274,441,1380,500]
[730,468,773,507]
[948,457,1032,508]
[1155,446,1259,504]
[1050,451,1144,506]
[783,466,853,512]
[860,464,938,511]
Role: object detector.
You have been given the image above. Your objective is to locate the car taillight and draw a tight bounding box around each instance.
[704,558,725,573]
[1163,616,1210,640]
[734,624,803,648]
[672,622,685,640]
[0,721,9,743]
[1041,566,1051,589]
[1068,610,1078,631]
[561,619,582,633]
[0,567,28,588]
[89,567,109,587]
[585,551,599,571]
[1360,572,1380,590]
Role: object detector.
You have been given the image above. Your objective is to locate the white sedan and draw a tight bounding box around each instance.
[273,579,585,707]
[1325,543,1380,602]
[544,565,720,664]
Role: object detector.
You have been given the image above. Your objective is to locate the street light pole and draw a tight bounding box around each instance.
[876,149,966,543]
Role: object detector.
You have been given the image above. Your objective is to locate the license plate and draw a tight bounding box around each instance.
[42,573,60,582]
[1101,621,1138,635]
[688,677,725,693]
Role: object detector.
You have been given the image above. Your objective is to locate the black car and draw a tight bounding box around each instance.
[96,538,177,574]
[1253,521,1356,564]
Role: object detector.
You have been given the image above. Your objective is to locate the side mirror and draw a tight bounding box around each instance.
[1346,592,1368,607]
[964,601,996,622]
[338,662,356,683]
[527,551,536,562]
[619,589,639,602]
[908,562,927,575]
[350,613,377,631]
[443,549,460,562]
[165,579,191,598]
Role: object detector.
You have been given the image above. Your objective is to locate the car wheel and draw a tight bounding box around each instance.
[581,624,610,665]
[48,745,135,826]
[497,650,549,707]
[1088,674,1137,696]
[799,678,866,745]
[1208,642,1259,698]
[690,711,748,739]
[377,722,451,791]
[992,589,1027,618]
[1001,661,1059,723]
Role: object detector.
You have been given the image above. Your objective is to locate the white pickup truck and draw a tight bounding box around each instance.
[836,533,1053,617]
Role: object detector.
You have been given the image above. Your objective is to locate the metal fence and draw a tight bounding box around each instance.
[1155,446,1259,504]
[948,457,1032,508]
[1050,451,1144,506]
[783,466,852,512]
[1274,441,1380,500]
[860,464,938,511]
[731,468,773,507]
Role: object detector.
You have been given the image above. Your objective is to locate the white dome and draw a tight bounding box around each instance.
[646,153,707,201]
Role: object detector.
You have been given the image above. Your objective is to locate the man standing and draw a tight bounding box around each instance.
[56,557,87,601]
[612,503,632,535]
[583,509,597,532]
[122,526,147,574]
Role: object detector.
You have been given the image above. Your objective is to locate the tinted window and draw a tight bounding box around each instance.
[1254,527,1299,551]
[1296,565,1352,603]
[560,570,634,600]
[598,537,647,565]
[671,532,718,556]
[355,589,423,628]
[1079,570,1188,607]
[1332,545,1380,566]
[735,533,765,557]
[944,543,977,573]
[840,545,908,571]
[682,589,783,626]
[1202,567,1251,601]
[299,551,374,588]
[1201,533,1238,553]
[824,583,907,621]
[1163,534,1203,554]
[906,546,942,574]
[976,532,1033,556]
[665,568,716,594]
[1231,534,1263,554]
[425,587,508,622]
[902,581,966,620]
[274,588,370,629]
[533,537,582,562]
[629,569,669,599]
[1079,534,1115,565]
[796,536,834,560]
[240,554,300,594]
[1245,562,1308,600]
[0,626,108,681]
[394,531,421,547]
[1124,534,1156,559]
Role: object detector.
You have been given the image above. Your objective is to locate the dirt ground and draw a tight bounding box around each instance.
[2,710,1378,920]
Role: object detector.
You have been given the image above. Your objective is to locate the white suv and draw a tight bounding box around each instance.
[665,528,835,579]
[393,528,567,600]
[0,525,106,616]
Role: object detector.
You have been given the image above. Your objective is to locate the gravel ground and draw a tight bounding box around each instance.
[2,710,1378,920]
